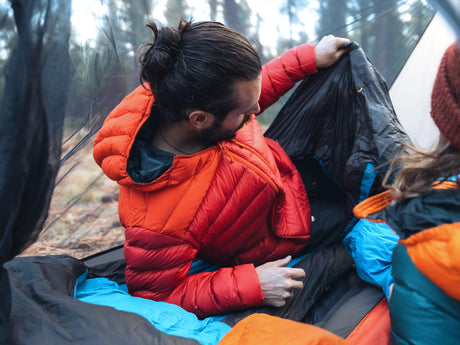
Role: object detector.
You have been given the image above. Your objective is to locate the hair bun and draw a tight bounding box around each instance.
[141,23,182,80]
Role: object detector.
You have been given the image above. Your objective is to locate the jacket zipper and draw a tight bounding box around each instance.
[218,142,279,193]
[231,139,277,174]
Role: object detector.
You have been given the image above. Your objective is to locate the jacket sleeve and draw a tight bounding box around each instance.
[258,43,317,113]
[124,226,264,318]
[343,219,399,299]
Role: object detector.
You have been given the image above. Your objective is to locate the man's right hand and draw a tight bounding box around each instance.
[255,255,305,307]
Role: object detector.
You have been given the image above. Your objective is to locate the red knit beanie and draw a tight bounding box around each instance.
[431,41,460,151]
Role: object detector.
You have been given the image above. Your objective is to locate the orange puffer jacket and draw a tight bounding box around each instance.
[93,43,317,317]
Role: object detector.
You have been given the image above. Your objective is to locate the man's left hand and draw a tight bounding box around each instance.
[315,35,351,69]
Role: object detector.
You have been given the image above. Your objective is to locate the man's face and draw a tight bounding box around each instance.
[201,74,262,142]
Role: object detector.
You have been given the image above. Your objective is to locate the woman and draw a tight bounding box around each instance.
[344,41,460,344]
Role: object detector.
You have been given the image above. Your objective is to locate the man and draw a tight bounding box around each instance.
[93,19,350,318]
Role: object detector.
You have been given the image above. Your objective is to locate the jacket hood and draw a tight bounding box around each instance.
[93,84,154,187]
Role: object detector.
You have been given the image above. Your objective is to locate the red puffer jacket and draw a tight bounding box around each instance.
[93,43,317,317]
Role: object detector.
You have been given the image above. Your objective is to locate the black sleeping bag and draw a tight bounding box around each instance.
[266,42,409,248]
[5,255,199,345]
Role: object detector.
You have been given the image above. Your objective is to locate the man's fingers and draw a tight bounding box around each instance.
[267,255,291,267]
[289,279,304,290]
[338,41,353,51]
[315,35,352,68]
[273,299,286,307]
[285,267,305,279]
[335,37,350,49]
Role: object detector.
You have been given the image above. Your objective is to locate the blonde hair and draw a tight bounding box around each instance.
[383,135,460,202]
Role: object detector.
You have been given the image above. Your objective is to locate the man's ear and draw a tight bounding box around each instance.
[188,110,215,130]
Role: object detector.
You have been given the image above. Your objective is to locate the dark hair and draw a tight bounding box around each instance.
[139,19,262,121]
[383,135,460,201]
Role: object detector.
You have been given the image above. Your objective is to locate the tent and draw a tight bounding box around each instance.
[390,11,456,149]
[0,0,459,344]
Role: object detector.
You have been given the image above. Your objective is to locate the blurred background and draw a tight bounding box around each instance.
[0,0,437,258]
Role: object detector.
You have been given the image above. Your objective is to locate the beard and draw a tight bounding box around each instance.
[200,113,251,143]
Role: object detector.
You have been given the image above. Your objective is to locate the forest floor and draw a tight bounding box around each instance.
[19,135,125,260]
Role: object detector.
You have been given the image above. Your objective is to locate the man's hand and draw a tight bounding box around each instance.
[315,35,351,69]
[255,255,305,307]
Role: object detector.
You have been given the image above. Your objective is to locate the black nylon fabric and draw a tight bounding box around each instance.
[222,243,385,338]
[376,188,460,239]
[0,266,10,345]
[265,43,410,238]
[5,255,198,345]
[222,244,354,327]
[303,271,384,337]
